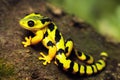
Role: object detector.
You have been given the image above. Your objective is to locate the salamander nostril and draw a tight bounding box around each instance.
[28,20,34,27]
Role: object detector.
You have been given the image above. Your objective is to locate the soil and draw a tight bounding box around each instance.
[0,0,120,80]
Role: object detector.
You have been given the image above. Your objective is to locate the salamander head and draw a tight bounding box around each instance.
[19,13,51,31]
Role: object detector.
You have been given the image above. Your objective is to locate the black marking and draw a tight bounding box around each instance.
[96,61,102,65]
[84,54,90,62]
[65,47,68,53]
[41,18,51,24]
[48,23,55,31]
[65,38,73,54]
[91,65,94,74]
[56,49,64,55]
[34,12,40,14]
[47,41,54,47]
[65,38,73,43]
[76,64,80,75]
[25,13,29,16]
[56,58,63,69]
[84,65,86,75]
[67,61,74,73]
[43,31,48,39]
[55,29,61,43]
[77,51,82,56]
[71,48,76,54]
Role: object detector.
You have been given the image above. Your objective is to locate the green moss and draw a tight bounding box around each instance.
[0,59,14,79]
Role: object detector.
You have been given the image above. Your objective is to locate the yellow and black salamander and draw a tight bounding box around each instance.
[19,13,108,76]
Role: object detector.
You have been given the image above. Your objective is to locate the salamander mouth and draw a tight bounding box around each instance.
[19,20,27,29]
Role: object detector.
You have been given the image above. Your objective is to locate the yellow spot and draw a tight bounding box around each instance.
[65,41,73,57]
[80,65,85,74]
[63,59,71,70]
[72,62,78,74]
[78,52,86,60]
[87,56,94,64]
[86,66,93,75]
[92,65,97,73]
[96,60,105,71]
[100,52,108,57]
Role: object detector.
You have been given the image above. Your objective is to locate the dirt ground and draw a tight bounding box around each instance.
[0,0,120,80]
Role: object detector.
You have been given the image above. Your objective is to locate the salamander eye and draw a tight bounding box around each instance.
[28,20,34,27]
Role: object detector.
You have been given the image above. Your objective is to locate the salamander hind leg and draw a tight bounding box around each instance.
[39,46,57,65]
[39,52,51,65]
[39,39,57,65]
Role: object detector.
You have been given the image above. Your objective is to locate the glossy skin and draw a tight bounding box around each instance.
[19,13,108,75]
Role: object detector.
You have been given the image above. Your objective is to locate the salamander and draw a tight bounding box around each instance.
[19,13,108,75]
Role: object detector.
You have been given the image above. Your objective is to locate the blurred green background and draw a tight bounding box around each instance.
[49,0,120,43]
